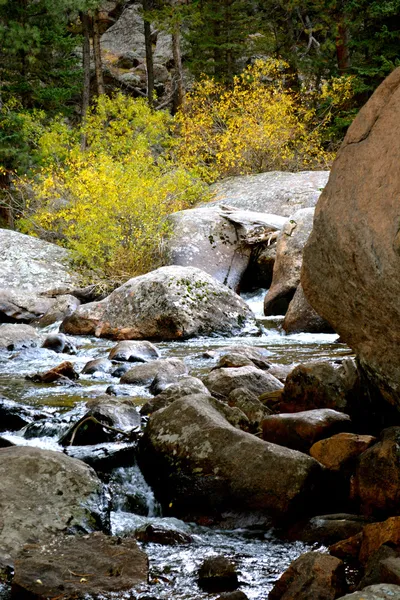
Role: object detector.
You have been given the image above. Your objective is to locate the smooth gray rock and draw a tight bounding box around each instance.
[0,324,40,350]
[108,340,160,362]
[203,365,283,399]
[209,171,329,215]
[121,357,187,386]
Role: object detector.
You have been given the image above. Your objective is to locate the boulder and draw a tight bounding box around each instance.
[262,409,352,453]
[278,359,359,414]
[268,552,347,600]
[0,229,77,293]
[135,524,192,546]
[203,365,283,400]
[140,376,210,415]
[198,556,239,593]
[209,171,329,215]
[283,284,333,334]
[330,533,363,561]
[27,360,79,384]
[81,357,114,375]
[42,333,77,354]
[215,350,271,371]
[139,394,324,521]
[108,340,160,362]
[293,513,370,545]
[358,545,400,589]
[301,67,400,409]
[0,324,40,350]
[61,266,259,340]
[228,387,272,431]
[336,584,400,599]
[12,532,148,599]
[0,288,54,323]
[310,433,376,472]
[359,518,400,565]
[120,358,187,386]
[0,447,107,560]
[350,428,400,517]
[0,396,48,432]
[35,294,80,327]
[217,345,272,369]
[165,205,285,290]
[264,208,315,316]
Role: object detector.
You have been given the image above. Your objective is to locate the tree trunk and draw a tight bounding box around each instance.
[92,8,105,95]
[143,0,155,106]
[80,11,91,150]
[335,18,350,72]
[172,26,184,112]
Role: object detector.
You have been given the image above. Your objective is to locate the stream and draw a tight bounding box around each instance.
[0,290,352,599]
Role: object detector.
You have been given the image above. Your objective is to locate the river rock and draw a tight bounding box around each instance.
[279,359,359,414]
[336,584,400,599]
[293,514,371,545]
[27,360,79,384]
[139,394,324,521]
[209,171,329,215]
[109,340,160,362]
[82,357,114,375]
[198,556,239,593]
[283,284,333,334]
[120,358,187,386]
[262,409,352,453]
[358,517,400,565]
[264,208,315,316]
[0,288,54,323]
[0,324,39,350]
[203,365,283,400]
[310,433,376,472]
[268,551,347,600]
[301,67,400,410]
[218,345,272,368]
[358,545,400,589]
[228,387,272,431]
[42,332,77,354]
[12,532,148,599]
[350,428,400,517]
[61,266,258,340]
[215,350,271,371]
[0,396,49,432]
[0,446,107,560]
[35,293,80,327]
[140,376,210,415]
[135,524,192,546]
[165,205,285,290]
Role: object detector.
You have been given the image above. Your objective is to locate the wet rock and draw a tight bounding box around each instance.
[0,446,107,559]
[12,532,148,599]
[0,437,14,447]
[59,397,140,446]
[135,524,192,545]
[264,208,315,316]
[293,514,371,545]
[108,340,160,362]
[35,293,80,327]
[283,284,333,334]
[262,409,352,453]
[268,551,347,600]
[0,324,39,350]
[310,433,376,472]
[140,377,210,415]
[350,428,400,517]
[61,266,259,340]
[165,205,285,291]
[278,359,359,414]
[301,68,400,411]
[359,517,400,565]
[0,228,78,293]
[336,584,400,599]
[217,593,249,600]
[121,358,187,386]
[139,394,324,522]
[82,357,114,375]
[267,364,294,383]
[228,387,272,431]
[218,346,272,370]
[330,533,363,561]
[66,443,135,473]
[0,396,47,432]
[358,545,400,589]
[42,332,77,354]
[111,362,131,377]
[203,365,283,400]
[209,171,329,215]
[198,556,239,593]
[27,360,79,383]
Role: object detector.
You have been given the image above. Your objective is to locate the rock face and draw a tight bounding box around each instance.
[209,171,329,215]
[165,205,285,290]
[12,532,148,599]
[0,447,106,561]
[301,67,400,409]
[268,552,347,600]
[264,208,315,316]
[139,394,324,521]
[62,266,258,340]
[0,229,77,293]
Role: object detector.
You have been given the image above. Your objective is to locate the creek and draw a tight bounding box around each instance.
[0,290,351,600]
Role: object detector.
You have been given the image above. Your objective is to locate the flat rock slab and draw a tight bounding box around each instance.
[0,229,77,293]
[209,171,329,215]
[12,532,148,599]
[0,447,106,560]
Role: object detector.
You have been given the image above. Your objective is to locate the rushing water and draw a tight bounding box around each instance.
[0,289,351,599]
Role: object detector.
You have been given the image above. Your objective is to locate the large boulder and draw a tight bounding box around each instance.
[165,205,285,290]
[310,433,376,472]
[209,171,329,215]
[0,447,107,561]
[0,229,77,293]
[301,67,400,409]
[139,394,324,522]
[283,284,333,334]
[61,266,258,340]
[264,208,315,316]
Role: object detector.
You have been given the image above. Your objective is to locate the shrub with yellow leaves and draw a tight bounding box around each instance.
[175,58,354,181]
[18,94,207,281]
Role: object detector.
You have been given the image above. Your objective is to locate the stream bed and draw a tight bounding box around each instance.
[0,290,352,599]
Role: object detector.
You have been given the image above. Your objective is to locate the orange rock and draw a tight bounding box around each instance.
[310,433,376,471]
[359,517,400,565]
[329,532,362,560]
